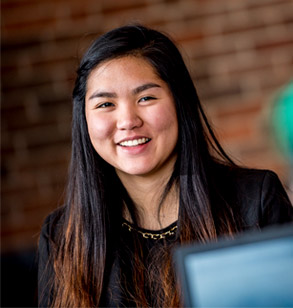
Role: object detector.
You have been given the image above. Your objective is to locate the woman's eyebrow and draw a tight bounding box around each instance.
[88,83,161,100]
[89,91,117,100]
[132,83,161,95]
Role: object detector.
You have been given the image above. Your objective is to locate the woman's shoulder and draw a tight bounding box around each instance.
[38,206,65,272]
[38,208,64,307]
[227,166,290,202]
[225,165,292,226]
[40,206,65,243]
[212,163,292,228]
[215,163,285,191]
[228,165,278,181]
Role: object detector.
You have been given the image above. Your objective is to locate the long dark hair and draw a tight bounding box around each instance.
[49,24,240,307]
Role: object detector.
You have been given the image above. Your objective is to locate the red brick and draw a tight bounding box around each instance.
[2,0,292,252]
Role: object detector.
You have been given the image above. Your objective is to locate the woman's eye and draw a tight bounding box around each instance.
[97,102,114,108]
[139,96,156,103]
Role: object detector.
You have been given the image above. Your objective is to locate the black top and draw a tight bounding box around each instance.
[38,168,293,307]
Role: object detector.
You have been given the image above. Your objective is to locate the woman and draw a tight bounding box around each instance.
[38,24,293,307]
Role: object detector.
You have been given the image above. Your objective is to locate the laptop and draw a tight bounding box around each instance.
[173,224,293,307]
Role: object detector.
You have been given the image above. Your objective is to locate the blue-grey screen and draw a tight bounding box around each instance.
[185,237,293,307]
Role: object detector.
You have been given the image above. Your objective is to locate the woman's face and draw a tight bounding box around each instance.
[85,56,178,180]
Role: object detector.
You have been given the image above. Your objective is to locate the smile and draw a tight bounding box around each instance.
[119,138,151,147]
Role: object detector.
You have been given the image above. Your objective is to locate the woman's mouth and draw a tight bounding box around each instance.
[119,137,151,147]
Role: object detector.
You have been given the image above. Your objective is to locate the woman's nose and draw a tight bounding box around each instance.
[116,105,143,130]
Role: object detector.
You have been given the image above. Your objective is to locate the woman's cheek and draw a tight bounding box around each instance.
[150,106,177,132]
[87,115,114,142]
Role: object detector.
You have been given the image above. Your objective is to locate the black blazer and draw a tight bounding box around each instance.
[38,168,293,307]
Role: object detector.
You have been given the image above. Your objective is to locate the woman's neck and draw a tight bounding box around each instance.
[117,169,179,230]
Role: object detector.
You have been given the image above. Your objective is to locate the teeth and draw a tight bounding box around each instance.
[119,138,150,147]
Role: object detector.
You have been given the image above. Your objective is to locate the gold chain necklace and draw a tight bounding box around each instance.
[122,221,178,240]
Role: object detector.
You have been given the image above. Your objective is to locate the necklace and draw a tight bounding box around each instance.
[122,220,178,240]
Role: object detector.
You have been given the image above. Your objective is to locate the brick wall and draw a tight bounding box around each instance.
[2,0,293,252]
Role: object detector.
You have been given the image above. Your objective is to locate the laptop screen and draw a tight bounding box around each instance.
[174,224,293,307]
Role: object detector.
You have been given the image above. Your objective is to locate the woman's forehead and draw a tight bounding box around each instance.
[86,56,166,94]
[89,55,158,77]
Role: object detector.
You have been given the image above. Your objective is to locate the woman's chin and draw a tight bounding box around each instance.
[115,166,154,178]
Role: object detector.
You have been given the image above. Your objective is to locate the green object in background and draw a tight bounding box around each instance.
[271,81,293,162]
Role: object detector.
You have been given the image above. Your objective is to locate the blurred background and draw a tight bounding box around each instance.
[1,0,293,306]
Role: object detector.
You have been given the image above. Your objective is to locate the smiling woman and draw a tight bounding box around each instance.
[38,25,293,308]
